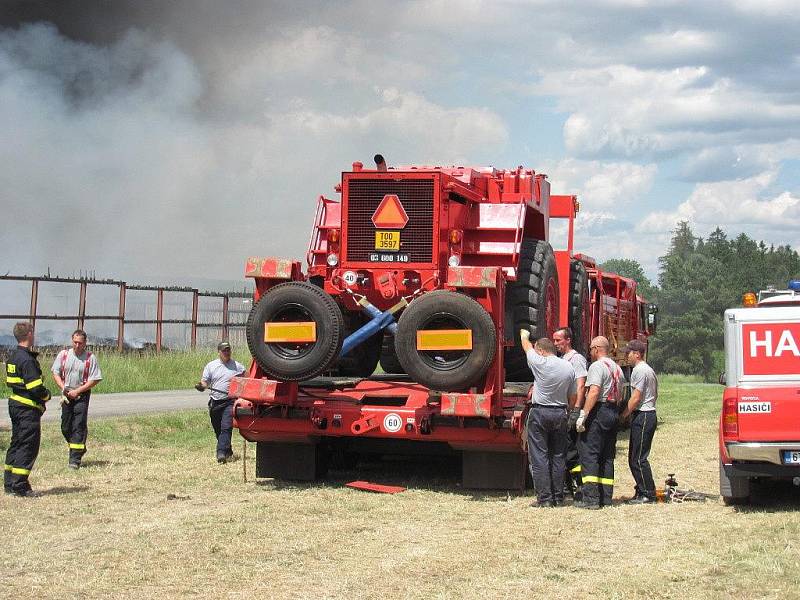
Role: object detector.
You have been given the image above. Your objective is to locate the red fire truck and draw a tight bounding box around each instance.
[719,281,800,504]
[231,158,655,488]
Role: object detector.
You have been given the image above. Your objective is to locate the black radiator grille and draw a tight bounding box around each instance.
[345,178,435,263]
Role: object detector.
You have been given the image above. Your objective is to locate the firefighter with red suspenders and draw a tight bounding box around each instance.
[574,336,626,509]
[51,329,103,469]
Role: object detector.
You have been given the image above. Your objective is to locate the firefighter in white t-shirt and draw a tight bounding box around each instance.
[51,330,103,469]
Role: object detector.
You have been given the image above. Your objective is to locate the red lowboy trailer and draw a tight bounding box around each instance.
[230,157,655,489]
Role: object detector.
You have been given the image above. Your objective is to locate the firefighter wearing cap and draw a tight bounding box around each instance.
[51,329,103,469]
[196,342,245,463]
[620,339,659,503]
[574,336,626,509]
[4,322,52,497]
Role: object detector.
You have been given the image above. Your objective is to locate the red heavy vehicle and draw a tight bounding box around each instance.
[231,157,656,489]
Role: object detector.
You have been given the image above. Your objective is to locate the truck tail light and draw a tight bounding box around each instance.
[722,396,738,440]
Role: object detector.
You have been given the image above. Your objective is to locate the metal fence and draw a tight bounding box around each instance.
[0,275,252,351]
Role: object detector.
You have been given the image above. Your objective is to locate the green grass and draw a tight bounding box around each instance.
[2,349,219,395]
[656,374,721,421]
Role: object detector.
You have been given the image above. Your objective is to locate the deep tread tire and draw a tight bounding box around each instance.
[379,334,405,374]
[335,312,383,377]
[504,239,559,381]
[246,282,344,381]
[568,259,590,356]
[395,290,496,391]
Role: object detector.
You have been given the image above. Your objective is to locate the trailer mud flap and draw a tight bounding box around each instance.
[256,441,328,481]
[462,450,527,490]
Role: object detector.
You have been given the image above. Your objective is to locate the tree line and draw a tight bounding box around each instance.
[601,222,800,381]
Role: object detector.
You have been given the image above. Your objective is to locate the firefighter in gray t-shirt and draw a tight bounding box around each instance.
[620,339,658,503]
[575,336,626,509]
[521,331,577,507]
[553,327,588,497]
[51,329,103,469]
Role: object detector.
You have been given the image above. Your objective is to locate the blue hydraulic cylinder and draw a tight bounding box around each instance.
[359,302,398,335]
[341,308,397,357]
[340,296,405,357]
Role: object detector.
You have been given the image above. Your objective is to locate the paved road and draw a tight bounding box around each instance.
[1,389,209,428]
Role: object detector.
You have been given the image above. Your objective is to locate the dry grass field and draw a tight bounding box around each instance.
[2,376,799,599]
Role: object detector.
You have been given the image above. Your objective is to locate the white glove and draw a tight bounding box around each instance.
[519,329,531,343]
[575,409,586,433]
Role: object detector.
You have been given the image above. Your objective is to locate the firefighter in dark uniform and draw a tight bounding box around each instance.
[553,327,588,498]
[4,322,52,497]
[574,335,626,509]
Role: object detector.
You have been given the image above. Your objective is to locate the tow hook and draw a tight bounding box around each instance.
[418,416,432,435]
[350,414,380,435]
[311,410,327,430]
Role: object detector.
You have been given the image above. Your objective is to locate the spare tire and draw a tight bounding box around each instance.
[245,281,344,381]
[504,239,559,381]
[395,290,496,391]
[568,259,590,356]
[379,334,405,374]
[335,312,383,377]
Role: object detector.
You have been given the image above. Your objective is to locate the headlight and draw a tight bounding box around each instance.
[448,254,460,267]
[327,253,339,267]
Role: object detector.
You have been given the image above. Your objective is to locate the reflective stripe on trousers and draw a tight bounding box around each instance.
[579,403,618,507]
[3,464,31,475]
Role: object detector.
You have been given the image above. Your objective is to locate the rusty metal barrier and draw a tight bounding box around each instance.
[0,274,252,351]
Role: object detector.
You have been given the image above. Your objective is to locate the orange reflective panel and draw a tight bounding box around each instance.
[264,322,317,343]
[372,194,409,229]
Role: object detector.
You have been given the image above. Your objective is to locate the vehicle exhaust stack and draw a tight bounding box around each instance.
[374,154,387,171]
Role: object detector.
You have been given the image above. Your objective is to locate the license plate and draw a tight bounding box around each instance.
[375,230,400,251]
[782,450,800,465]
[369,253,409,263]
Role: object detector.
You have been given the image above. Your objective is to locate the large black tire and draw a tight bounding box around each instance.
[504,239,560,381]
[335,312,383,377]
[395,290,496,391]
[379,334,405,374]
[568,259,590,356]
[246,281,344,381]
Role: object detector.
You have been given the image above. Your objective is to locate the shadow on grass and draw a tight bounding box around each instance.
[732,480,800,513]
[40,485,90,496]
[254,454,529,500]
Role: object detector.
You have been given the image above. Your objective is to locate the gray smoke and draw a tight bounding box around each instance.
[0,2,510,283]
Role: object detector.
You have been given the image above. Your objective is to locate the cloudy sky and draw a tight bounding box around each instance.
[1,0,798,283]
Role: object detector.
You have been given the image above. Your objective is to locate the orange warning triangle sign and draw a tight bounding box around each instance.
[372,194,409,229]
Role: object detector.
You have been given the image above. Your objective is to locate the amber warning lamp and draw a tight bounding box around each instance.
[742,292,757,307]
[372,194,409,229]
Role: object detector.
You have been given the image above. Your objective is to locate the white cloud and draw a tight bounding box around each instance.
[541,158,657,208]
[638,170,800,234]
[539,64,800,159]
